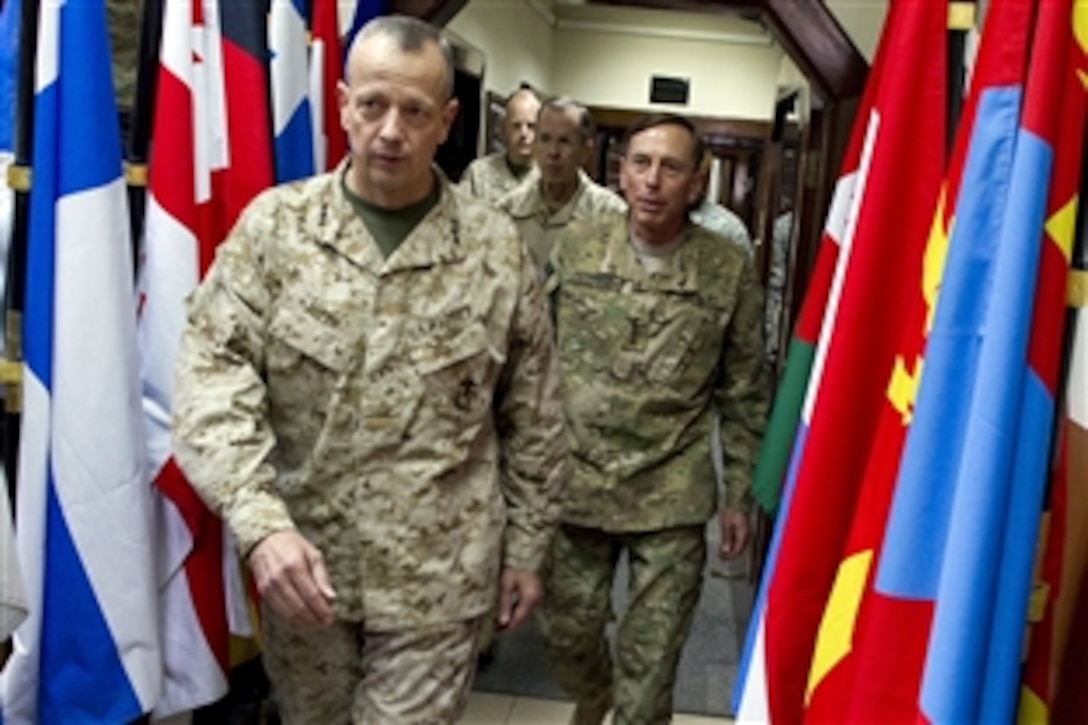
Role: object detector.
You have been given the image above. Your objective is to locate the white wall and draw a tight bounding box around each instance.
[446,0,553,94]
[551,24,781,119]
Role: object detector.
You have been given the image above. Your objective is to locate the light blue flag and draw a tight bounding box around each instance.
[270,0,315,182]
[0,0,161,721]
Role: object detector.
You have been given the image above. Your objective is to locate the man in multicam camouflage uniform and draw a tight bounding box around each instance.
[689,152,753,256]
[107,0,141,113]
[459,85,541,202]
[498,96,625,270]
[172,16,568,724]
[540,114,769,725]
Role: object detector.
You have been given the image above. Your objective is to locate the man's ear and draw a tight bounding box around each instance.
[439,98,460,143]
[688,171,709,206]
[337,80,351,131]
[580,137,595,166]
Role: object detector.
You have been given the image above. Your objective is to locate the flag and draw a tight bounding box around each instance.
[1044,297,1088,720]
[270,0,314,182]
[1020,274,1088,721]
[139,0,275,715]
[734,2,948,720]
[343,0,385,60]
[0,0,160,721]
[1018,8,1088,716]
[309,0,347,171]
[0,0,20,152]
[856,0,1085,721]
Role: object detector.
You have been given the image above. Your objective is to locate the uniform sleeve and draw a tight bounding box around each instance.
[715,254,771,510]
[457,160,482,198]
[172,199,295,555]
[493,244,570,572]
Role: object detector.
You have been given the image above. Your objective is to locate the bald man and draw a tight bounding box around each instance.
[459,86,542,202]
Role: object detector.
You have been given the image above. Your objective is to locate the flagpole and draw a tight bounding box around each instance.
[947,1,975,160]
[125,0,163,268]
[3,0,38,504]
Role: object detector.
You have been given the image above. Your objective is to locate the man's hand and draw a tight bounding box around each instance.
[718,506,751,561]
[248,530,337,629]
[497,568,543,632]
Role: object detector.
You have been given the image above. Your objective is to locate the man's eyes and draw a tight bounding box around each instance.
[354,97,433,124]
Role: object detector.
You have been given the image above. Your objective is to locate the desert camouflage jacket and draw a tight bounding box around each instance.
[458,152,537,203]
[549,212,769,532]
[499,169,626,270]
[173,164,569,629]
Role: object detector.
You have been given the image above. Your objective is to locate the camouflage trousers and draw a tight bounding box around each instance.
[538,524,706,725]
[262,608,483,724]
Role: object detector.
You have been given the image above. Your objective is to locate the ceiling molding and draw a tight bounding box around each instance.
[556,17,772,45]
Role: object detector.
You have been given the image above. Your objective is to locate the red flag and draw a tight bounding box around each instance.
[802,0,1039,717]
[309,0,346,171]
[735,2,947,720]
[138,0,274,715]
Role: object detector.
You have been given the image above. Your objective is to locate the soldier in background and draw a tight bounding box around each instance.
[459,85,541,202]
[689,151,753,255]
[172,16,568,722]
[498,97,625,270]
[540,114,769,725]
[107,0,141,138]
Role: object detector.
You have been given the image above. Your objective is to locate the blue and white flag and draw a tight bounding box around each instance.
[0,0,20,153]
[270,0,314,182]
[0,0,161,722]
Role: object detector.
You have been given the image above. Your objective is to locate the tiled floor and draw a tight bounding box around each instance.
[461,692,734,724]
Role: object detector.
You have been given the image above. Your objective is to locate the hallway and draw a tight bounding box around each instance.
[471,521,754,720]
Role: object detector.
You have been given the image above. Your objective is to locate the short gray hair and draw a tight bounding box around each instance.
[540,96,596,142]
[352,15,455,100]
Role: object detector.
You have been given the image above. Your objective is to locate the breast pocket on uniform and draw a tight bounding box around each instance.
[265,303,356,422]
[645,297,723,386]
[416,321,495,425]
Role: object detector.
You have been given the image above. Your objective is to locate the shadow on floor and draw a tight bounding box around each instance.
[473,522,755,718]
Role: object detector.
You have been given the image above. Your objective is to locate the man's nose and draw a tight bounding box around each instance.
[378,108,404,140]
[645,162,663,186]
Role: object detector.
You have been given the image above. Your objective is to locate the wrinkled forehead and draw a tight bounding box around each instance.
[506,92,541,119]
[345,33,449,101]
[537,106,582,137]
[627,124,698,163]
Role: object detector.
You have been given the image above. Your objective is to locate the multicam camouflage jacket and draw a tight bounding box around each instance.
[458,152,537,203]
[173,164,569,630]
[690,199,753,256]
[499,169,626,270]
[549,212,769,532]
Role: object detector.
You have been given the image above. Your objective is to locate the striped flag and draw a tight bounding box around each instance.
[343,0,386,59]
[0,0,160,721]
[138,0,275,715]
[734,2,948,720]
[854,0,1086,721]
[309,0,347,171]
[0,0,19,153]
[1020,264,1088,720]
[1029,294,1088,720]
[270,0,314,182]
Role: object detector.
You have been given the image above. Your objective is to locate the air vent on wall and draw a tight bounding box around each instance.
[650,76,690,105]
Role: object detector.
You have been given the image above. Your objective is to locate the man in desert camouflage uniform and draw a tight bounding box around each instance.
[172,16,568,724]
[459,86,541,202]
[498,97,625,270]
[540,114,769,725]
